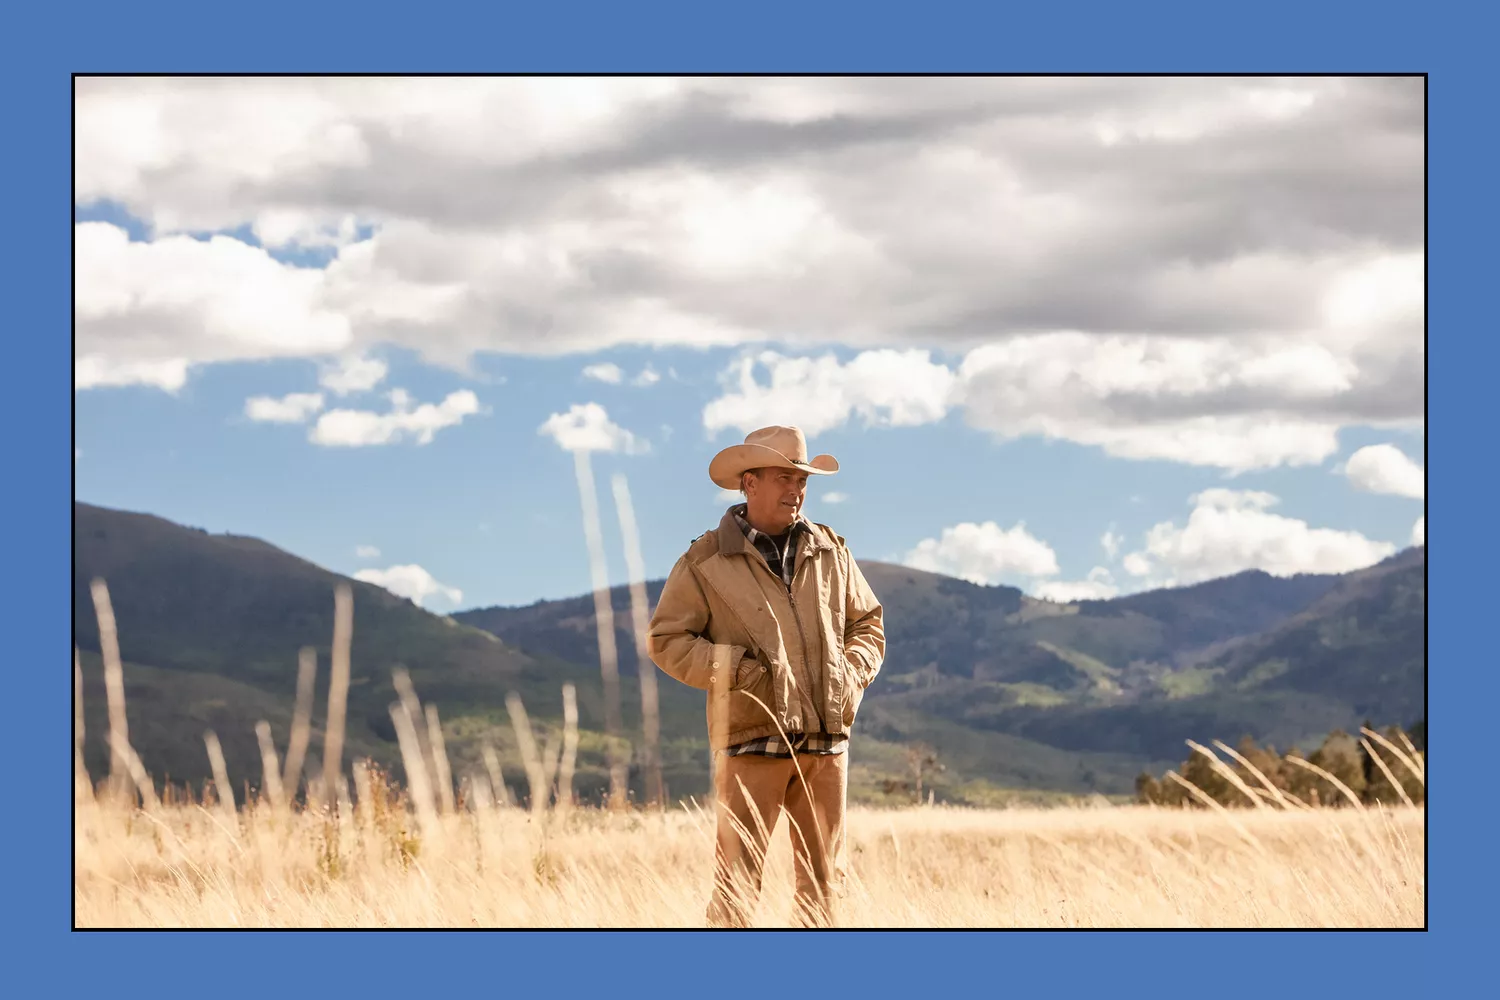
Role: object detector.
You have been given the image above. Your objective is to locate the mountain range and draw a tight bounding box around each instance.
[73,501,1425,806]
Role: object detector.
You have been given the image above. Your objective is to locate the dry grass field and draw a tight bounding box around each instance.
[74,786,1424,928]
[74,578,1425,929]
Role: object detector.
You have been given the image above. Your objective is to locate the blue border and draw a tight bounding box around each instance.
[9,0,1491,993]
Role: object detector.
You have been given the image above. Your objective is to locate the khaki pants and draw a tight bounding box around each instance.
[706,750,848,928]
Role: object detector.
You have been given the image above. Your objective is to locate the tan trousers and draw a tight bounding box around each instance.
[706,750,848,928]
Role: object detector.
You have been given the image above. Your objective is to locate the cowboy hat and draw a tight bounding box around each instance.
[709,425,840,490]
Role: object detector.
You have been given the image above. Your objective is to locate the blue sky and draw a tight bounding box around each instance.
[73,77,1426,611]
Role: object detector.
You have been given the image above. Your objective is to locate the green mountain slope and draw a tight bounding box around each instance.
[73,501,1423,804]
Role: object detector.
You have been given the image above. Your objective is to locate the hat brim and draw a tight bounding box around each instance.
[709,443,839,490]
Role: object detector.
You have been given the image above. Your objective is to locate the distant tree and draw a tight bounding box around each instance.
[1134,771,1162,805]
[1308,729,1367,806]
[905,743,943,805]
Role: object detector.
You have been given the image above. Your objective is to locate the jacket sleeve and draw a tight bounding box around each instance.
[647,554,747,692]
[842,546,885,688]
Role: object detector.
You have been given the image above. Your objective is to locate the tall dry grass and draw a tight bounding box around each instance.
[74,791,1423,928]
[75,569,1425,930]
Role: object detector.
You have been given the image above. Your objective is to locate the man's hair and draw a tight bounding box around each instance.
[738,467,768,496]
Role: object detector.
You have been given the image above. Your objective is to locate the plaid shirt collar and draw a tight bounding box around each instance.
[731,503,808,588]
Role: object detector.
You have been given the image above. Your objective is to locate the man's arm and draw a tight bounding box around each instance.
[843,547,885,688]
[647,554,748,691]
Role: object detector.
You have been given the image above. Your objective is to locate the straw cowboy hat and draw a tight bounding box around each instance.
[709,425,840,491]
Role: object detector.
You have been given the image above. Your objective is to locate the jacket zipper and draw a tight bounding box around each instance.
[781,536,818,735]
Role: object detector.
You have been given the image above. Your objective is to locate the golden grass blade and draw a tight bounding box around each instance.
[389,701,438,838]
[572,448,628,810]
[203,729,238,832]
[391,666,434,779]
[506,692,548,816]
[281,646,317,800]
[1186,740,1265,810]
[1395,729,1425,781]
[1360,738,1416,808]
[424,703,455,816]
[541,730,563,801]
[482,741,510,808]
[90,578,130,801]
[1361,727,1425,788]
[557,684,579,817]
[1284,754,1366,810]
[1211,740,1303,811]
[612,472,665,809]
[322,583,354,809]
[75,647,92,804]
[112,732,159,811]
[255,721,286,811]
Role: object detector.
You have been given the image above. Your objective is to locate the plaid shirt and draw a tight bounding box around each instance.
[725,503,848,758]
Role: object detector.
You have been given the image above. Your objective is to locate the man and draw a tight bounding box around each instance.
[647,425,885,928]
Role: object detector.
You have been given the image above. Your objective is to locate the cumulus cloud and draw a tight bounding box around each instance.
[74,78,1423,468]
[714,487,743,503]
[353,564,462,608]
[1344,443,1424,499]
[1034,567,1120,603]
[703,349,957,437]
[582,362,624,384]
[633,366,662,386]
[1122,488,1396,585]
[309,388,480,446]
[245,392,325,423]
[1411,516,1424,546]
[355,545,380,558]
[320,354,388,395]
[538,402,648,453]
[822,491,849,504]
[697,318,1423,470]
[902,521,1060,585]
[75,221,350,390]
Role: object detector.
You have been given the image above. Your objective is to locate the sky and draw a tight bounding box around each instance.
[73,76,1426,611]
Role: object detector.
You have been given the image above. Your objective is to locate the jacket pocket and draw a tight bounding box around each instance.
[729,655,776,730]
[840,652,867,727]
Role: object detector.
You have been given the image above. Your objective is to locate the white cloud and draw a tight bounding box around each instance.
[715,487,743,503]
[353,564,462,608]
[538,402,648,453]
[245,392,325,423]
[320,354,388,395]
[310,388,480,446]
[582,362,624,384]
[823,492,849,504]
[75,222,351,391]
[703,349,957,437]
[1034,567,1120,603]
[1345,443,1424,499]
[75,355,191,392]
[1101,529,1122,561]
[1411,516,1424,546]
[355,545,380,558]
[1122,489,1396,585]
[954,331,1366,471]
[902,521,1060,585]
[633,366,661,387]
[73,79,1422,468]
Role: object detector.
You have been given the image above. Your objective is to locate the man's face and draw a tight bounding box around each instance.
[744,467,809,532]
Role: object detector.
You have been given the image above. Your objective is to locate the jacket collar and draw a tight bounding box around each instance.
[717,505,834,558]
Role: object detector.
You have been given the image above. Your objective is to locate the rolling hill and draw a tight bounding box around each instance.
[73,500,1425,805]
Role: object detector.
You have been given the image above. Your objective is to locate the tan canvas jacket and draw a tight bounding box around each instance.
[647,507,885,750]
